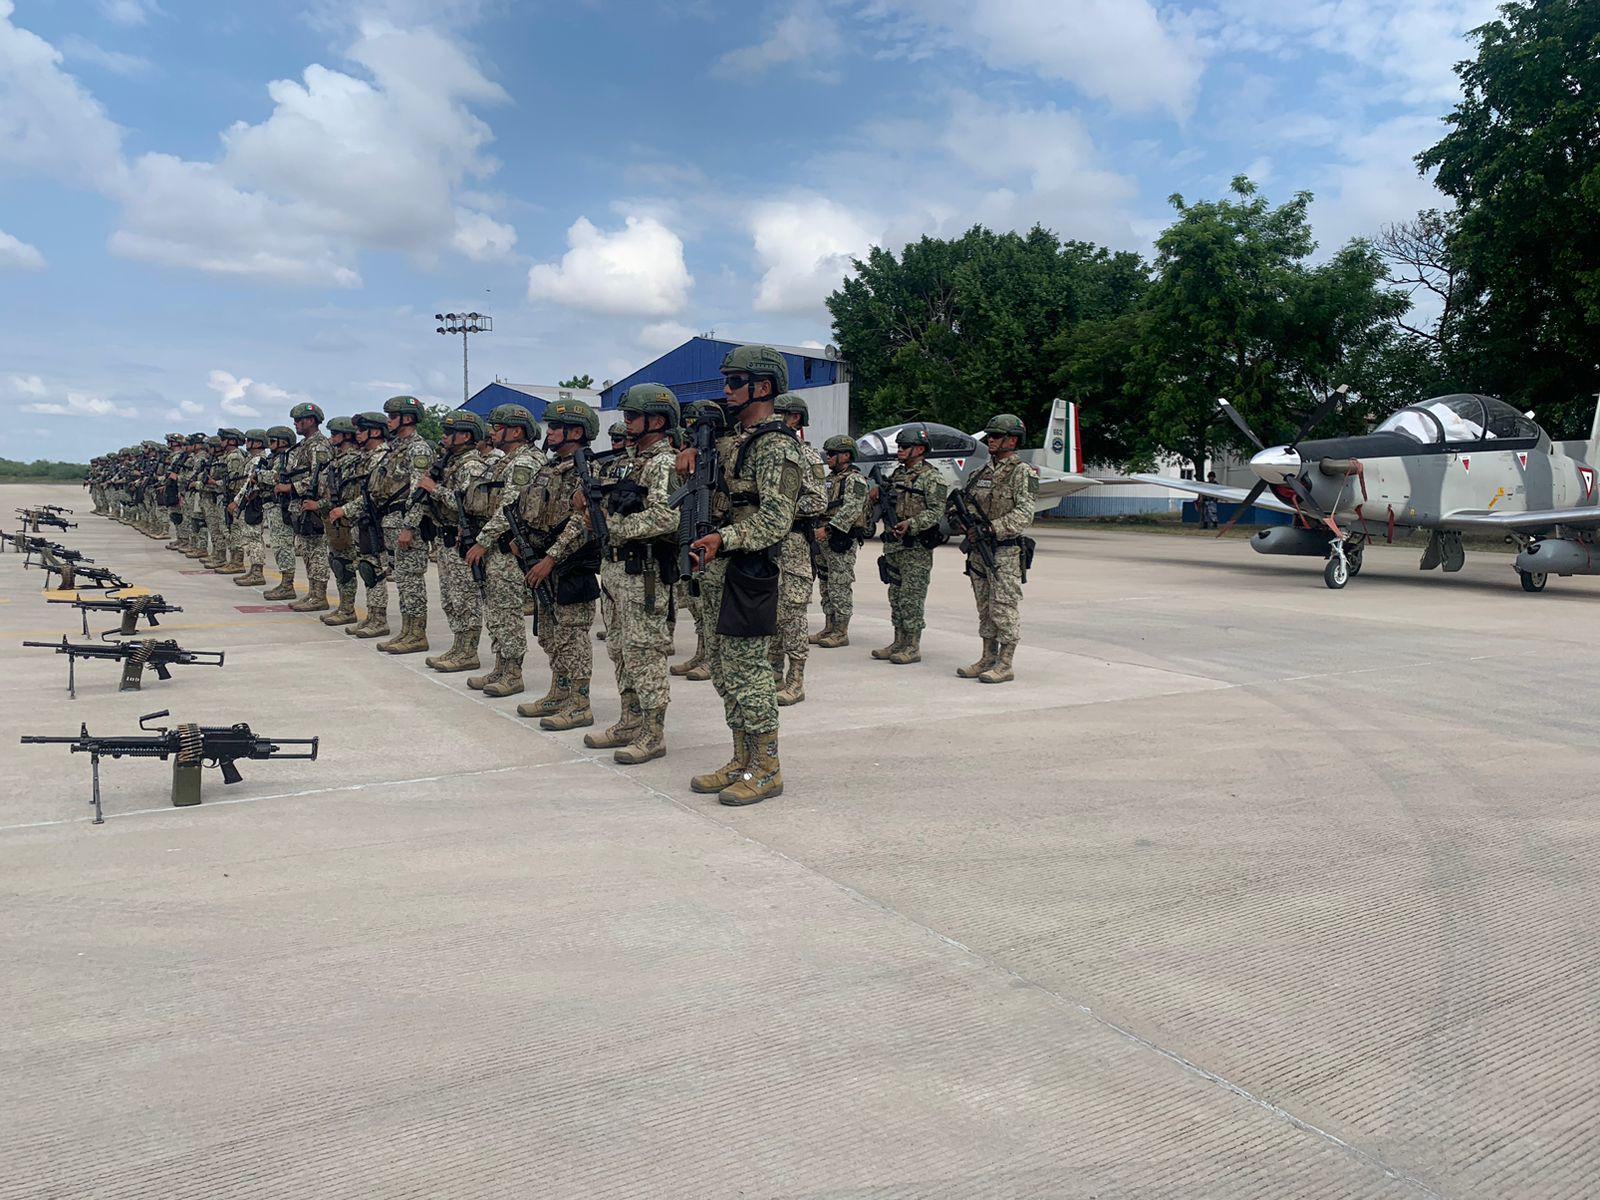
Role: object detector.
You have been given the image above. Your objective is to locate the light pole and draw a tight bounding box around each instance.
[435,311,492,403]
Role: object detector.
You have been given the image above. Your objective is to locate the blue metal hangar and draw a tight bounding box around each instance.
[464,336,851,443]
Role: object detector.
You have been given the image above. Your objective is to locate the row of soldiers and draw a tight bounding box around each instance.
[86,344,1039,804]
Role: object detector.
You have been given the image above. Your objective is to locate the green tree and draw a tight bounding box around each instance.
[827,226,1147,436]
[417,402,452,446]
[1418,0,1600,434]
[558,374,595,389]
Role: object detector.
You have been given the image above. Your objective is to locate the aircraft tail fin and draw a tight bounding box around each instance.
[1044,398,1081,474]
[1587,394,1600,463]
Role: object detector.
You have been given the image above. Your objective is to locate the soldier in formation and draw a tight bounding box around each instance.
[872,425,949,665]
[950,413,1036,684]
[228,430,271,587]
[769,394,826,706]
[309,417,362,623]
[811,434,871,647]
[413,410,493,672]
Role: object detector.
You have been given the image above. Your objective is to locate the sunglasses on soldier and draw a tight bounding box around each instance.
[723,373,753,390]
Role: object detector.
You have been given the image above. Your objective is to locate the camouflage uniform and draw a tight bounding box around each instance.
[260,433,298,593]
[955,440,1037,684]
[414,425,493,671]
[771,423,826,704]
[815,441,872,645]
[216,435,250,572]
[229,436,270,586]
[286,419,333,609]
[316,423,364,622]
[198,438,229,565]
[466,423,543,696]
[181,441,211,560]
[875,450,948,664]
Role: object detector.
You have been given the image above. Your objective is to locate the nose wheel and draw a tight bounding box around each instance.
[1519,569,1547,593]
[1323,535,1362,590]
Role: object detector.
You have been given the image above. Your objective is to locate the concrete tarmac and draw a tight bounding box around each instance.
[3,483,1597,1198]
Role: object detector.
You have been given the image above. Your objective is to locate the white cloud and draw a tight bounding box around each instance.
[7,373,47,397]
[0,229,44,270]
[451,207,517,261]
[61,34,154,77]
[100,0,158,27]
[714,0,843,82]
[749,196,878,314]
[1311,114,1453,246]
[866,0,1201,118]
[638,321,695,353]
[21,391,138,418]
[528,214,694,316]
[207,369,308,420]
[0,1,126,187]
[161,398,205,421]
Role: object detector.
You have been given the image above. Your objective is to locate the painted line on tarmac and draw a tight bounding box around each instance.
[0,761,588,831]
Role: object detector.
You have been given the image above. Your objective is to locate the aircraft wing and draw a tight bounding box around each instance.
[1439,507,1600,532]
[1125,474,1298,515]
[1034,470,1102,500]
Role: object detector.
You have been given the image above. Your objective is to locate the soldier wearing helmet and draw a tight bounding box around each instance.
[352,395,436,650]
[265,402,331,607]
[811,434,873,647]
[310,418,362,623]
[509,397,604,731]
[256,426,298,594]
[178,434,215,564]
[194,436,230,569]
[458,402,544,697]
[950,413,1037,684]
[212,428,249,575]
[583,383,681,765]
[872,424,950,665]
[767,394,828,705]
[226,429,271,588]
[669,400,733,682]
[414,409,495,671]
[329,413,394,638]
[682,344,805,806]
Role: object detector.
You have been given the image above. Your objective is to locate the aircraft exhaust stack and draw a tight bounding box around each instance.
[1251,527,1335,558]
[1516,538,1600,576]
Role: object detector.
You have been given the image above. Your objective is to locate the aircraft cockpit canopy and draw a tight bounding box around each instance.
[1375,394,1542,445]
[855,424,980,462]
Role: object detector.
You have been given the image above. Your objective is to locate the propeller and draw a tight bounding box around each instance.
[1214,385,1349,537]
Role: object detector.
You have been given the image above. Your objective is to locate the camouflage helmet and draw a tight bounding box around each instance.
[684,399,727,431]
[266,425,296,442]
[142,439,163,451]
[896,424,931,449]
[619,382,680,426]
[187,432,207,444]
[289,402,324,423]
[720,344,789,395]
[608,421,628,441]
[353,412,389,433]
[822,434,856,457]
[983,412,1026,439]
[440,409,487,439]
[382,394,425,420]
[218,427,245,442]
[487,402,540,438]
[772,393,809,426]
[244,428,268,443]
[165,432,182,442]
[544,397,599,441]
[326,416,358,436]
[205,435,223,448]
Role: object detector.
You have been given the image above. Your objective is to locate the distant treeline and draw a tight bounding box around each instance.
[0,458,87,481]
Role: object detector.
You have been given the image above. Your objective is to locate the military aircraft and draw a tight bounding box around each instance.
[1132,391,1600,591]
[855,398,1099,520]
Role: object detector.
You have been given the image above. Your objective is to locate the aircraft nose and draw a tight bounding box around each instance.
[1250,445,1302,485]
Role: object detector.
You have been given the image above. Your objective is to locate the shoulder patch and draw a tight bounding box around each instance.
[411,443,433,467]
[512,464,534,487]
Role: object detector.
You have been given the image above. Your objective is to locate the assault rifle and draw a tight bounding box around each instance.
[36,504,73,515]
[49,591,182,638]
[408,443,458,542]
[665,421,721,590]
[456,480,506,584]
[16,507,76,533]
[946,489,1000,578]
[21,709,318,824]
[502,502,557,622]
[23,635,224,698]
[571,447,611,559]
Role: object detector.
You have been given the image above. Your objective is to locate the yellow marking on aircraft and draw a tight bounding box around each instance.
[1487,487,1506,510]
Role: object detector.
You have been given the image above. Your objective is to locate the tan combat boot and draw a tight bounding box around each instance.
[425,632,467,670]
[383,617,429,654]
[979,642,1016,684]
[540,677,594,730]
[817,618,850,648]
[584,691,642,749]
[718,734,782,806]
[669,642,704,677]
[290,583,329,612]
[215,552,245,575]
[685,661,711,681]
[807,619,834,646]
[690,732,748,794]
[262,573,297,601]
[234,565,266,587]
[321,594,358,626]
[481,659,524,697]
[776,659,806,706]
[871,630,905,660]
[888,634,922,665]
[516,675,569,719]
[614,707,667,765]
[466,655,505,689]
[956,638,999,678]
[439,633,479,672]
[353,611,389,639]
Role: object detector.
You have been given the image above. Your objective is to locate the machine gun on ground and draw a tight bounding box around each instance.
[49,591,182,638]
[665,425,720,591]
[16,507,77,533]
[21,709,319,824]
[23,636,225,698]
[28,552,129,592]
[12,535,90,564]
[946,489,1000,579]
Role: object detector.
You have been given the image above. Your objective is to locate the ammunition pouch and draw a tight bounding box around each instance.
[326,520,353,553]
[827,527,856,554]
[878,555,902,587]
[170,512,183,529]
[242,497,264,526]
[418,514,437,544]
[915,526,943,550]
[161,481,180,507]
[717,548,781,637]
[440,524,458,550]
[357,558,378,588]
[357,518,384,558]
[554,541,602,605]
[293,511,325,538]
[605,478,648,517]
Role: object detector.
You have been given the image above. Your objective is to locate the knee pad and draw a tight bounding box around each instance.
[357,559,378,588]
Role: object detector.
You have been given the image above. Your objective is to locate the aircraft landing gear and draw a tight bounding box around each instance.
[1519,569,1548,593]
[1324,542,1350,589]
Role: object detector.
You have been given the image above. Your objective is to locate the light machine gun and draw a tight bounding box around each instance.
[21,710,319,825]
[16,507,77,533]
[23,635,225,698]
[28,553,129,592]
[49,591,183,638]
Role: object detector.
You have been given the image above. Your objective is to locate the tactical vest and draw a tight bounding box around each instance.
[828,469,871,533]
[723,421,800,530]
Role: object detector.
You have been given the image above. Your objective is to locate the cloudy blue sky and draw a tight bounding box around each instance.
[1,0,1496,460]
